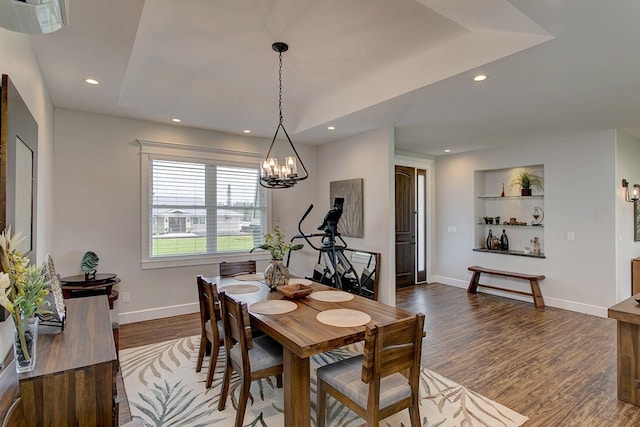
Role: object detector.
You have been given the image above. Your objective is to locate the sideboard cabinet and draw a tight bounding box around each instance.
[18,295,118,426]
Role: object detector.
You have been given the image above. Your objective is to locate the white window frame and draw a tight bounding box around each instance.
[138,139,272,269]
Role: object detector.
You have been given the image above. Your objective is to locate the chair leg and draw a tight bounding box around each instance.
[235,376,251,427]
[217,362,232,410]
[205,341,220,389]
[409,403,420,427]
[196,335,207,372]
[316,379,326,427]
[276,373,283,388]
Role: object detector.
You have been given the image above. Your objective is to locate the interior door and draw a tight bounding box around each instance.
[395,165,415,288]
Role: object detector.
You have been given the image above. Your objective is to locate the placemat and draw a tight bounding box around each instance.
[219,284,260,294]
[235,273,264,281]
[316,309,371,327]
[309,290,354,302]
[288,278,312,285]
[249,300,298,315]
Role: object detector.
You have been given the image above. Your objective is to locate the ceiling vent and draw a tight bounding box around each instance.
[0,0,68,34]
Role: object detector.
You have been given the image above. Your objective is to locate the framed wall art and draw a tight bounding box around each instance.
[329,178,364,238]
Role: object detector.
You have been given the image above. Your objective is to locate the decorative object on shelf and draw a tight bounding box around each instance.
[486,229,493,250]
[523,247,531,254]
[622,179,640,202]
[250,223,303,291]
[39,254,66,331]
[510,217,517,225]
[500,230,509,250]
[492,235,501,250]
[81,251,99,280]
[484,216,494,224]
[501,183,505,197]
[510,168,543,196]
[0,227,50,373]
[259,42,309,189]
[531,237,541,255]
[532,206,544,226]
[495,216,501,225]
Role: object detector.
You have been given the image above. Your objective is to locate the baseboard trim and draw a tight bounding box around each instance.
[430,275,608,318]
[118,302,199,325]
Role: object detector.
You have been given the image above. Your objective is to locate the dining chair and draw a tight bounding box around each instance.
[195,275,224,389]
[316,313,426,427]
[217,291,283,427]
[219,260,256,276]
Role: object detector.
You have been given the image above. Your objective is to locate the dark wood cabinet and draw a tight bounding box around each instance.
[18,295,118,426]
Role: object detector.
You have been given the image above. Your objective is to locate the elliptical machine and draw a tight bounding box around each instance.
[286,198,362,294]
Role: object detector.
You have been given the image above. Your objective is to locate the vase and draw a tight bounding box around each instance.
[13,316,38,373]
[264,260,289,291]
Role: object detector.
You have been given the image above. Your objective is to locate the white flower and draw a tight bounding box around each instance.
[0,272,12,312]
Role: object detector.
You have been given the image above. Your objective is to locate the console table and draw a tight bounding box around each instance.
[18,295,119,426]
[608,296,640,406]
[60,273,120,309]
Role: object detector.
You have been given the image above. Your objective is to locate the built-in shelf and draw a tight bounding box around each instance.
[473,248,546,258]
[477,195,544,200]
[478,224,544,229]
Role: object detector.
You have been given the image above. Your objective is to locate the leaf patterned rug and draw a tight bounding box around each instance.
[120,336,528,427]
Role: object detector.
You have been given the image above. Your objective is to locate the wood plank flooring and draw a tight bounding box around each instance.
[119,283,640,426]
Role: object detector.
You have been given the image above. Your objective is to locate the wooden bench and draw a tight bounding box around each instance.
[467,265,546,308]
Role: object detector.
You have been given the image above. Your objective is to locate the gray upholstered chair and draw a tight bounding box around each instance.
[316,313,426,427]
[217,291,283,427]
[195,275,224,389]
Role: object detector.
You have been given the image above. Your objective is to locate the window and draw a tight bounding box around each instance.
[139,140,269,268]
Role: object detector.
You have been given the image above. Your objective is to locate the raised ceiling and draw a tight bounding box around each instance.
[26,0,640,155]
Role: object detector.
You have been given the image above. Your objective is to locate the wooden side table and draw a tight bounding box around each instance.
[608,296,640,406]
[60,273,120,310]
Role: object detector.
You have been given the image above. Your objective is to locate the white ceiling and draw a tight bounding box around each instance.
[25,0,640,156]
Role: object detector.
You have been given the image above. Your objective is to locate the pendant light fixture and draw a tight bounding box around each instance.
[260,42,308,189]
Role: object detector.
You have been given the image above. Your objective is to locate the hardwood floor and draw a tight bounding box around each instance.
[119,283,640,426]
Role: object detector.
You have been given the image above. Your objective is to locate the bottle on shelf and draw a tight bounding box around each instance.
[500,230,509,250]
[501,183,505,197]
[486,229,493,250]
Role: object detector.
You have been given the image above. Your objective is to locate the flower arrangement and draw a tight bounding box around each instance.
[250,224,303,260]
[0,228,49,363]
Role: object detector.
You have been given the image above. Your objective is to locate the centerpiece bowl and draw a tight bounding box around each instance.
[277,283,313,299]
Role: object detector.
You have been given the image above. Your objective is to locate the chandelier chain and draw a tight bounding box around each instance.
[278,50,283,125]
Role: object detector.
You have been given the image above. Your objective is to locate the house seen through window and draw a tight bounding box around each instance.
[150,159,266,258]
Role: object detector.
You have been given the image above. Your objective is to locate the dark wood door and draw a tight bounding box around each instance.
[395,166,415,288]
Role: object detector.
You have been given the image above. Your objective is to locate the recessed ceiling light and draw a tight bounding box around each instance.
[444,149,452,153]
[84,78,99,85]
[473,75,488,82]
[327,126,335,130]
[171,118,181,123]
[243,129,251,133]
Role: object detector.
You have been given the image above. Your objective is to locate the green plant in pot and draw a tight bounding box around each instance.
[510,169,543,196]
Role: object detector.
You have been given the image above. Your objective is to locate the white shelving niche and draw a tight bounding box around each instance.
[474,165,545,258]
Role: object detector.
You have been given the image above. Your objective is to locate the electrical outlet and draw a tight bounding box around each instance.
[122,292,130,303]
[567,232,575,241]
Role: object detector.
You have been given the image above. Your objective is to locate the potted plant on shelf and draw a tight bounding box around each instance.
[251,224,303,290]
[510,169,543,196]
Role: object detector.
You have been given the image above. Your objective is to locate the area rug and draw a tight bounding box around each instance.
[120,336,528,427]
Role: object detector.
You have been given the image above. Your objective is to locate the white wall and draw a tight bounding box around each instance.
[315,127,395,305]
[433,130,617,316]
[53,109,317,323]
[0,29,55,361]
[615,130,640,301]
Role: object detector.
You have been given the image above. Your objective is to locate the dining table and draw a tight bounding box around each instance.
[208,275,417,427]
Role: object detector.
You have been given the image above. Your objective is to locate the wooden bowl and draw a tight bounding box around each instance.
[277,283,313,299]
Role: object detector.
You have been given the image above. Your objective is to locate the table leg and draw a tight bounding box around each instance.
[283,348,311,427]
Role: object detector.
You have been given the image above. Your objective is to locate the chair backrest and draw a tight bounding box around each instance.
[219,291,254,355]
[197,275,221,326]
[219,260,256,276]
[361,314,425,385]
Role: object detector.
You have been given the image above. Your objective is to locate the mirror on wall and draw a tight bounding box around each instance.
[0,74,38,261]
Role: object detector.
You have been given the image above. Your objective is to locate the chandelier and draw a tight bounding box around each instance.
[259,42,308,189]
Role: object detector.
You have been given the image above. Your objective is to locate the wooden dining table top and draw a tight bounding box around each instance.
[210,276,416,358]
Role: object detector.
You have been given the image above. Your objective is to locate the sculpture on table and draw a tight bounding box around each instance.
[531,237,541,255]
[81,251,99,280]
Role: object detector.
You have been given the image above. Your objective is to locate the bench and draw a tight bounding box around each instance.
[467,265,546,308]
